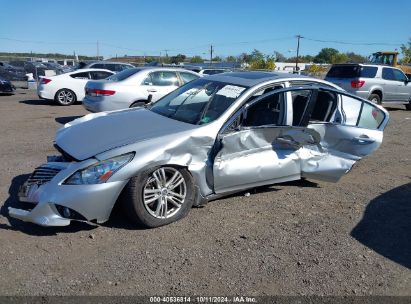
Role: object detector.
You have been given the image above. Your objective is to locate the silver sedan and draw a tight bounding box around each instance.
[9,72,389,228]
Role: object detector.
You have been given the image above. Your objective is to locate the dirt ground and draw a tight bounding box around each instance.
[0,89,410,296]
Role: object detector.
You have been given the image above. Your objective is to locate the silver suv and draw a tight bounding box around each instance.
[325,64,411,110]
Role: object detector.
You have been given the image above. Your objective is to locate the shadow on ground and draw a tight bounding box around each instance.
[351,182,411,269]
[19,99,58,106]
[55,116,83,124]
[0,174,95,236]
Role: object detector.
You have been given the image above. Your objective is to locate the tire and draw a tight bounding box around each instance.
[368,93,381,105]
[130,101,146,108]
[54,89,77,106]
[121,166,195,228]
[406,101,411,111]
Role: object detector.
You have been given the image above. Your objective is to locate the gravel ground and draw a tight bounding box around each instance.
[0,89,410,296]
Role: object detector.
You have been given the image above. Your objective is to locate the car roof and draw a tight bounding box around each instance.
[69,68,114,74]
[205,71,311,87]
[88,61,134,65]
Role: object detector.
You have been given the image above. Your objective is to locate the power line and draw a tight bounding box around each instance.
[304,37,402,46]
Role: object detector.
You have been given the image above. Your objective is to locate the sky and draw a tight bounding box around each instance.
[1,0,410,59]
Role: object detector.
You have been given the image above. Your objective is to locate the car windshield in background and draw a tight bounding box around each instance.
[327,65,378,78]
[106,68,142,81]
[149,79,248,125]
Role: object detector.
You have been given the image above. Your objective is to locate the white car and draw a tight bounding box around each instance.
[82,67,201,112]
[37,69,115,106]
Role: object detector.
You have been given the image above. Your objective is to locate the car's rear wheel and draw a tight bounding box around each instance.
[122,166,195,228]
[406,100,411,111]
[55,89,77,106]
[368,93,381,105]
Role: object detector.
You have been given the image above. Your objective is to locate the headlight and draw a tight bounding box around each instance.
[64,153,134,185]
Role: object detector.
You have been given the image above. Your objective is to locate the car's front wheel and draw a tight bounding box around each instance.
[55,89,77,106]
[122,166,195,228]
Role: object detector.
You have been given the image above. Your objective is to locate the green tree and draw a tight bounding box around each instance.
[226,55,237,62]
[190,56,204,63]
[331,53,349,64]
[274,51,286,62]
[400,38,411,64]
[238,53,252,63]
[144,56,157,63]
[212,56,222,62]
[250,49,265,62]
[170,54,186,64]
[314,48,339,63]
[345,52,367,63]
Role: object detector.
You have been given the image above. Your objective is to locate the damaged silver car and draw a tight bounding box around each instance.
[8,72,389,228]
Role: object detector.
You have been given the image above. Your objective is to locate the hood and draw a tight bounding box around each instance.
[55,108,197,161]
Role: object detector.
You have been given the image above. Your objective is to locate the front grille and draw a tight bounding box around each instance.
[27,166,62,186]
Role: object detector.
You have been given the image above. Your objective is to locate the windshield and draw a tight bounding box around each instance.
[149,79,248,125]
[107,68,142,81]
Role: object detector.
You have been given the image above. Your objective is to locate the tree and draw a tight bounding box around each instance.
[212,56,222,62]
[345,52,367,63]
[273,51,286,62]
[170,54,186,64]
[250,49,265,62]
[400,38,411,64]
[238,53,252,64]
[190,56,204,63]
[144,56,157,63]
[226,55,237,62]
[314,48,339,63]
[331,53,349,64]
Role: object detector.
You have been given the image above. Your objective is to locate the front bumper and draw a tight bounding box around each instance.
[8,161,129,227]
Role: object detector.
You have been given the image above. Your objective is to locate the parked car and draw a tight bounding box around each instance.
[42,62,68,74]
[325,63,411,110]
[77,61,135,72]
[0,61,27,81]
[9,72,389,228]
[9,61,50,79]
[38,69,114,105]
[82,67,201,112]
[0,77,15,93]
[199,68,230,75]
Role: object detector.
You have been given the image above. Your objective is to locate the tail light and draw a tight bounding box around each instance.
[351,80,365,88]
[86,88,116,96]
[40,78,52,84]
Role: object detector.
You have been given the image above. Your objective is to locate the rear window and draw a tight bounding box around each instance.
[327,65,377,79]
[107,68,142,81]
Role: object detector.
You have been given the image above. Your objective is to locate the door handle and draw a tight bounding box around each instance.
[147,89,157,93]
[353,135,375,145]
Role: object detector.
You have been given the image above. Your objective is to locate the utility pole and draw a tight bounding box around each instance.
[97,40,100,60]
[210,45,213,66]
[295,35,303,73]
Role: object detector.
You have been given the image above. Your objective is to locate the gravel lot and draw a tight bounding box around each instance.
[0,89,410,296]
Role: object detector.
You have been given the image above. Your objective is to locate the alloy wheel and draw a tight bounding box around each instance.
[143,167,187,219]
[57,90,74,105]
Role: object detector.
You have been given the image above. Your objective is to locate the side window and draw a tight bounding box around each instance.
[340,95,385,129]
[392,69,407,82]
[291,90,313,126]
[105,64,117,71]
[360,66,378,78]
[382,68,396,81]
[151,71,179,86]
[310,90,338,122]
[70,72,90,79]
[142,74,153,85]
[180,72,198,84]
[92,63,105,69]
[243,92,285,127]
[90,71,112,80]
